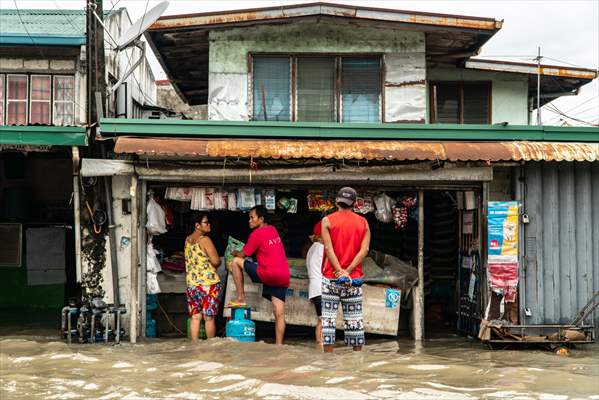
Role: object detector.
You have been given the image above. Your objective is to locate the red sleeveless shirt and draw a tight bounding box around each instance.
[322,210,368,279]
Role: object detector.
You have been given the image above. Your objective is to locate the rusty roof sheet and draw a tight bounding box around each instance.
[151,3,502,31]
[114,138,599,162]
[466,59,598,80]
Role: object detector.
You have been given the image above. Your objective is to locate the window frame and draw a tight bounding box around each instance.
[52,75,75,126]
[6,74,29,125]
[250,53,383,123]
[29,74,52,125]
[430,81,492,124]
[0,74,5,125]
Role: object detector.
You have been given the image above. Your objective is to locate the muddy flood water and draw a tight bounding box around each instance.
[1,331,598,400]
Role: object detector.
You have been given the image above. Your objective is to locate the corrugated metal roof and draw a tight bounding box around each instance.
[0,9,116,46]
[114,137,599,162]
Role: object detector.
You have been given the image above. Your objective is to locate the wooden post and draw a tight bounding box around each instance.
[414,190,425,341]
[129,175,139,343]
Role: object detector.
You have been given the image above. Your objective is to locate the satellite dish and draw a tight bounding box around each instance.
[116,1,169,50]
[109,1,169,95]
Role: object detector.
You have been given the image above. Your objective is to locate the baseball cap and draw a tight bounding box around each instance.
[336,187,357,206]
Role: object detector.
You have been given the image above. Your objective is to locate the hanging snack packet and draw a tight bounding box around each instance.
[238,187,256,210]
[228,192,237,211]
[204,187,215,210]
[263,189,276,210]
[287,198,298,213]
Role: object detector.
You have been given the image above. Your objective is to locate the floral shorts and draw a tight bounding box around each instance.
[186,283,222,317]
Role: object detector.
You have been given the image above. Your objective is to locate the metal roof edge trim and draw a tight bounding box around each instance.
[0,34,86,46]
[0,125,88,146]
[465,59,598,80]
[151,2,501,32]
[99,119,599,142]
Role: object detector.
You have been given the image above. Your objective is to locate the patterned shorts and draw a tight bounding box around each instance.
[186,283,222,317]
[321,277,364,347]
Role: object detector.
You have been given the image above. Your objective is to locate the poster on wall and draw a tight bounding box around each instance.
[487,201,519,302]
[488,201,519,263]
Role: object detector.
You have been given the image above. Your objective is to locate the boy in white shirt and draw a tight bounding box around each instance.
[306,221,324,347]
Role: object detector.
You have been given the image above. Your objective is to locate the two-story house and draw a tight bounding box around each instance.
[0,8,157,315]
[88,3,597,343]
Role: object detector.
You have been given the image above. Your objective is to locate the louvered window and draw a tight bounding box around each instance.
[341,58,380,122]
[252,55,381,122]
[431,82,491,124]
[297,57,336,122]
[252,57,291,121]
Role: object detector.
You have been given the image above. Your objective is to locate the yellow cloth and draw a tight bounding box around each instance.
[185,241,220,287]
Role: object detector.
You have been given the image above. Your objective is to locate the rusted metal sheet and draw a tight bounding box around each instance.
[466,59,598,80]
[151,3,501,31]
[114,138,599,162]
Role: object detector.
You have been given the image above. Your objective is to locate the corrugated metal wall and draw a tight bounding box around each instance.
[521,162,599,327]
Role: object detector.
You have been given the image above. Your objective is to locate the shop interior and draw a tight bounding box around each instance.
[145,183,483,340]
[0,150,77,323]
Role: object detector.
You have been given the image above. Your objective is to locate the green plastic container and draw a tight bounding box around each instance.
[186,317,207,339]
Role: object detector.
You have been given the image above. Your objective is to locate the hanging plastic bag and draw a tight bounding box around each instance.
[374,193,394,223]
[224,236,245,270]
[147,272,161,294]
[146,197,167,235]
[146,242,162,273]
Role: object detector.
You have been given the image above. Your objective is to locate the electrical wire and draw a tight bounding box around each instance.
[12,0,45,58]
[157,299,186,335]
[543,57,591,69]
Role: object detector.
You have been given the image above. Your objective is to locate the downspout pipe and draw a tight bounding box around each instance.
[72,146,82,283]
[100,145,120,306]
[129,175,139,343]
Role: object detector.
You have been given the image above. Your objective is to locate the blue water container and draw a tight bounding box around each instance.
[225,306,255,342]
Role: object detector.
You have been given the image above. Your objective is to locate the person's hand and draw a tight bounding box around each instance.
[231,250,243,258]
[335,268,350,279]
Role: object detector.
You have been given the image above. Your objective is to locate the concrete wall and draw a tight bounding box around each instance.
[489,167,514,201]
[99,175,134,328]
[208,21,426,122]
[427,67,529,125]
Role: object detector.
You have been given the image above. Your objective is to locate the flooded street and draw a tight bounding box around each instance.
[1,331,598,400]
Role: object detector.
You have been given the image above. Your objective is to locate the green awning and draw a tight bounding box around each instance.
[99,118,599,142]
[0,125,87,147]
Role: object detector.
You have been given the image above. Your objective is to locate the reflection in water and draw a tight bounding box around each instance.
[1,331,598,399]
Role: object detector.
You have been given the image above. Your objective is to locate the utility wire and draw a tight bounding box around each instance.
[12,0,45,58]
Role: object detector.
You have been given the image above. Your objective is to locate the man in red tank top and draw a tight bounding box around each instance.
[321,187,371,353]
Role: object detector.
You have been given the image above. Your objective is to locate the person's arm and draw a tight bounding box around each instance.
[240,231,258,258]
[199,236,221,267]
[321,217,344,276]
[345,222,371,275]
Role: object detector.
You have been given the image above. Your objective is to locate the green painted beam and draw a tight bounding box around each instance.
[99,118,599,142]
[0,125,88,146]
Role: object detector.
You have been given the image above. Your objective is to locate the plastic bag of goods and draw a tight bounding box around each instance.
[165,187,193,201]
[147,272,161,294]
[391,205,409,229]
[307,192,335,212]
[374,193,394,223]
[224,236,245,270]
[287,198,298,213]
[146,242,162,273]
[146,197,167,235]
